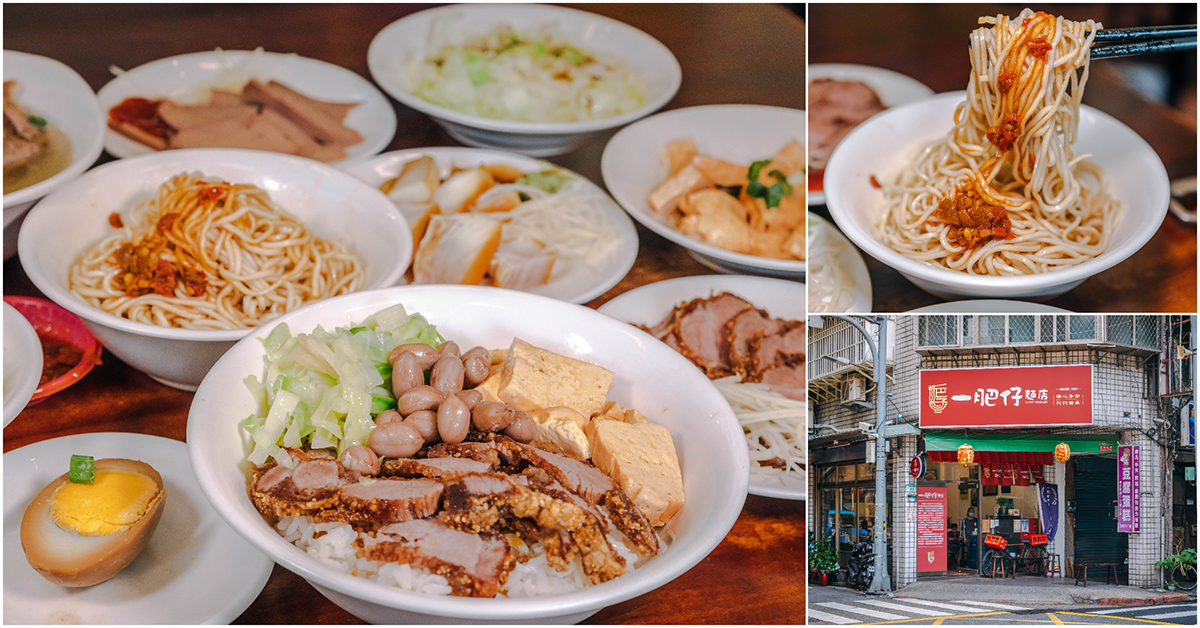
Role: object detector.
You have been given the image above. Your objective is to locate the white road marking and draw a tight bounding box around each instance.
[858,600,954,616]
[898,599,1002,613]
[1089,604,1196,615]
[808,609,860,624]
[953,600,1025,610]
[815,602,907,621]
[1140,610,1199,620]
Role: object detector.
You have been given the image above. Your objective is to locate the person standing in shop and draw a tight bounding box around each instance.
[961,507,979,570]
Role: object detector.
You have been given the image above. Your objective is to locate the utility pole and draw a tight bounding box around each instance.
[824,314,891,594]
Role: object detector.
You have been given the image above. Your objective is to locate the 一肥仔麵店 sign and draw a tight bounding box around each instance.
[919,365,1093,428]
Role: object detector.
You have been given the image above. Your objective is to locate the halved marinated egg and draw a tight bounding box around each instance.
[20,458,167,587]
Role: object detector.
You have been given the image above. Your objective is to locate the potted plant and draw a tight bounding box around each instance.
[1156,548,1196,591]
[811,537,840,585]
[996,497,1014,516]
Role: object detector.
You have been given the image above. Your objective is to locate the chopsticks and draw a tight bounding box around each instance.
[1090,24,1196,59]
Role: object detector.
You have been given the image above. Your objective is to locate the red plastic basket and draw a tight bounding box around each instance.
[1028,534,1048,546]
[984,534,1008,550]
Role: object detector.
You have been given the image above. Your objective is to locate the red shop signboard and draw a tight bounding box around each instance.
[919,365,1093,428]
[916,487,947,572]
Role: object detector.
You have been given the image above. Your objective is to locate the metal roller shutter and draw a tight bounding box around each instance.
[1074,457,1128,584]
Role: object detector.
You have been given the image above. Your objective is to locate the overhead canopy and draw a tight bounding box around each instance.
[925,432,1119,465]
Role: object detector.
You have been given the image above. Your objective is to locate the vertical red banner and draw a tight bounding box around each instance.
[916,487,947,572]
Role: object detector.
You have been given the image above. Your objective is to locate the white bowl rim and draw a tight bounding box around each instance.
[824,90,1170,290]
[19,147,411,342]
[187,284,749,620]
[2,301,43,426]
[601,103,806,274]
[367,4,682,135]
[2,50,106,209]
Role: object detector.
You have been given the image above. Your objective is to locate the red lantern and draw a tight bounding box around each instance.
[957,443,975,464]
[1054,442,1070,463]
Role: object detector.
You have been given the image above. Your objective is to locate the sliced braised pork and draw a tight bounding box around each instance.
[381,456,495,478]
[673,292,753,377]
[359,518,515,597]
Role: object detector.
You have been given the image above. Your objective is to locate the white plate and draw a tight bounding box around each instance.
[598,275,805,500]
[601,105,805,279]
[907,300,1072,314]
[3,432,273,624]
[807,63,934,206]
[345,147,638,305]
[3,50,107,260]
[825,91,1170,301]
[2,302,42,426]
[806,213,873,313]
[96,49,396,166]
[367,4,681,157]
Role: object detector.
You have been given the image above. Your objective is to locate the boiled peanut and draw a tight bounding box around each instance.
[430,354,465,395]
[404,410,439,444]
[397,385,443,415]
[437,394,471,444]
[340,445,381,476]
[391,352,424,398]
[463,354,489,388]
[473,401,514,432]
[503,410,536,443]
[368,422,424,458]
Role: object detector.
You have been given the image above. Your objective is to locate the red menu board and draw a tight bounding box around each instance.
[919,365,1093,427]
[916,487,947,572]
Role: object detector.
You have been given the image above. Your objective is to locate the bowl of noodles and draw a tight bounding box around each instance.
[824,11,1169,301]
[18,148,412,390]
[187,285,748,623]
[367,4,681,157]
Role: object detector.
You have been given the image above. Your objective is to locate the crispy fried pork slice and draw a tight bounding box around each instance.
[426,439,517,469]
[250,449,357,519]
[440,472,627,584]
[725,308,786,376]
[745,320,805,381]
[673,292,753,378]
[380,456,495,478]
[329,478,444,524]
[359,518,515,598]
[498,438,660,556]
[760,363,806,401]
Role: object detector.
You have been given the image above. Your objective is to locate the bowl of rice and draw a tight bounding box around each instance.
[367,4,681,157]
[187,285,749,623]
[18,148,412,391]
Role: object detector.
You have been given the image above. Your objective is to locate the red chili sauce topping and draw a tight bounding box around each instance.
[934,184,1013,248]
[39,336,85,386]
[808,169,825,192]
[113,211,208,298]
[985,113,1021,152]
[1026,35,1054,60]
[869,174,882,189]
[998,70,1019,94]
[108,97,172,139]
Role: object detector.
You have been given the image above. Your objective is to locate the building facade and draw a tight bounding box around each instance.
[808,314,1196,589]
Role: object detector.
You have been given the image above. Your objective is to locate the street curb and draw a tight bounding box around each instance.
[1083,593,1190,606]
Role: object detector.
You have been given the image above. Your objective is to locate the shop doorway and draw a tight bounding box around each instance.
[1074,457,1129,584]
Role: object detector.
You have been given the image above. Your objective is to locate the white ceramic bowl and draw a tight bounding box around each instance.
[96,49,397,166]
[824,91,1170,301]
[601,104,805,279]
[18,148,412,391]
[3,50,106,260]
[345,146,639,304]
[367,4,681,157]
[2,302,42,426]
[187,285,749,623]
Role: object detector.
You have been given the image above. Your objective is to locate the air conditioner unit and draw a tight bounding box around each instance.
[843,373,867,403]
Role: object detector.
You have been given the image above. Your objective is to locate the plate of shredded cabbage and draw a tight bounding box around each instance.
[367,5,681,156]
[345,147,638,305]
[807,212,872,313]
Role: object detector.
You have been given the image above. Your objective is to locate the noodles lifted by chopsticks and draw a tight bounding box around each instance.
[879,9,1121,276]
[70,172,365,330]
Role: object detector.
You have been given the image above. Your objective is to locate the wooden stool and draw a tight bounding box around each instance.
[1044,553,1062,579]
[984,552,1008,579]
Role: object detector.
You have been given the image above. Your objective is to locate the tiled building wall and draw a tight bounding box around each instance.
[892,435,918,587]
[1126,429,1167,588]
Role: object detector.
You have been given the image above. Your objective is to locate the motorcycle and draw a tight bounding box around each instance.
[846,540,876,591]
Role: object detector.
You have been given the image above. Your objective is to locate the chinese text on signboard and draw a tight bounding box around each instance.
[1117,445,1140,533]
[916,487,947,572]
[919,365,1093,428]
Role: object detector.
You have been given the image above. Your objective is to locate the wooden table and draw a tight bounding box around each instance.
[2,4,805,625]
[809,2,1197,313]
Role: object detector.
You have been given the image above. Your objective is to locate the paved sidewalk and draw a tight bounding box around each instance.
[894,577,1191,607]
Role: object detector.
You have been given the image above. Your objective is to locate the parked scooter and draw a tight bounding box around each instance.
[846,540,876,591]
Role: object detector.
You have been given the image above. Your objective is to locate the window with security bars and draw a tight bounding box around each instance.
[1106,316,1134,345]
[1041,315,1068,343]
[962,315,1006,346]
[1068,315,1098,341]
[1008,315,1036,343]
[1165,316,1193,396]
[1135,316,1159,348]
[918,315,957,347]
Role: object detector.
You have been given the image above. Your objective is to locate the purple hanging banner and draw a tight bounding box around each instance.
[1037,483,1059,543]
[1117,445,1140,533]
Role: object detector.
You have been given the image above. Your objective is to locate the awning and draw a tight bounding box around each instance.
[925,432,1119,465]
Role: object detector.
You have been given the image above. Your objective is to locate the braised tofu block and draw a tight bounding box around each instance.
[529,406,592,460]
[586,419,684,526]
[497,339,613,416]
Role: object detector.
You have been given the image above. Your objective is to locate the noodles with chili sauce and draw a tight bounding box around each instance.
[878,10,1120,275]
[69,172,365,330]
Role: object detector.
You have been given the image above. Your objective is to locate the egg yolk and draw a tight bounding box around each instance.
[49,470,159,536]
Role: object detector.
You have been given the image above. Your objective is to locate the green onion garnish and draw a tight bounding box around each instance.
[69,455,95,483]
[745,159,795,209]
[26,115,47,128]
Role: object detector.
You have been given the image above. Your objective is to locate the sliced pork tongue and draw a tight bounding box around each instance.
[360,518,515,598]
[673,292,754,378]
